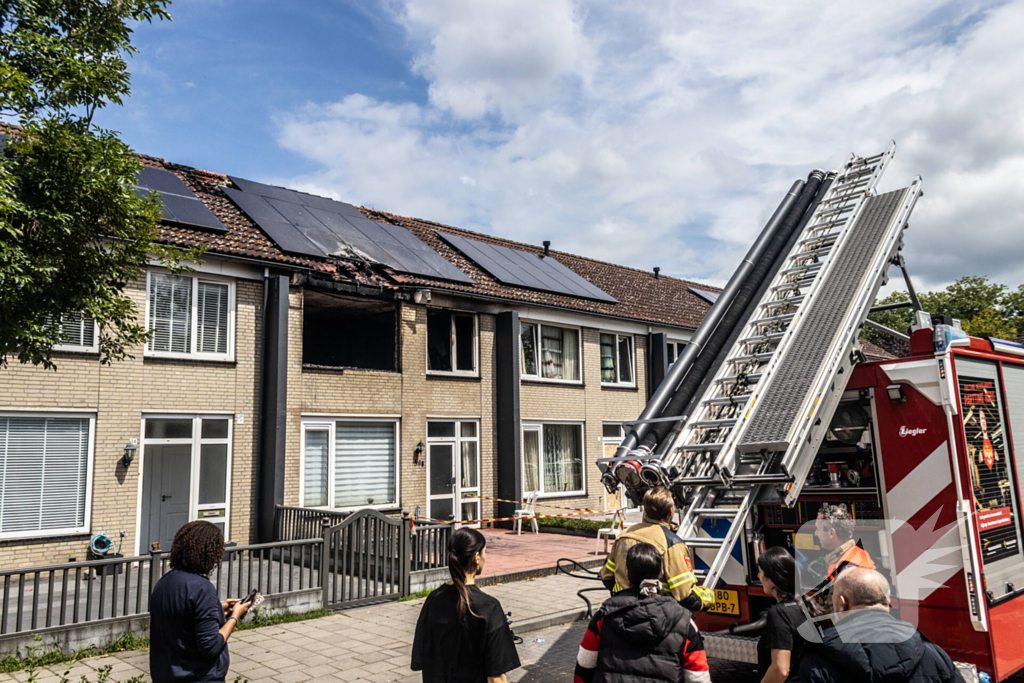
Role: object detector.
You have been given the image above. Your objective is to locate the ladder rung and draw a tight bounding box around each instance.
[674,475,721,485]
[792,245,833,260]
[705,394,752,406]
[690,418,737,429]
[713,373,763,385]
[762,296,804,310]
[730,473,794,484]
[738,332,784,344]
[798,233,838,248]
[692,508,740,519]
[727,352,774,365]
[679,442,725,452]
[780,262,822,276]
[748,313,795,327]
[680,537,725,548]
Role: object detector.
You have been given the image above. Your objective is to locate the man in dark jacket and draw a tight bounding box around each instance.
[799,568,965,683]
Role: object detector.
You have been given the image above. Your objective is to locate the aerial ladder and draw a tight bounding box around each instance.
[600,142,923,589]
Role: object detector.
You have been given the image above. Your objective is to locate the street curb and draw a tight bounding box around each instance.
[478,557,604,587]
[512,607,591,634]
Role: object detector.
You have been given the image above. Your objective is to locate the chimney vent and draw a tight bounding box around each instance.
[542,241,551,256]
[653,267,661,279]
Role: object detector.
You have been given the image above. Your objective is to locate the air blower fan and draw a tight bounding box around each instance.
[828,403,870,446]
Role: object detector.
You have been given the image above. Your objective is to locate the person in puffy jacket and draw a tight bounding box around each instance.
[576,542,710,683]
[798,567,965,683]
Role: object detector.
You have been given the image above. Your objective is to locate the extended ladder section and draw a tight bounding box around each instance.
[660,142,923,587]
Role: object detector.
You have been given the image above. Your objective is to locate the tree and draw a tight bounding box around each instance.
[0,0,202,369]
[865,275,1021,345]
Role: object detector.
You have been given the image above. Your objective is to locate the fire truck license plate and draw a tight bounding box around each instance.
[708,589,739,616]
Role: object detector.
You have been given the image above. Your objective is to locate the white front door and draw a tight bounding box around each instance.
[427,420,480,526]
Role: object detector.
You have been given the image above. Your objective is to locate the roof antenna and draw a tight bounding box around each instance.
[653,267,661,279]
[543,240,550,256]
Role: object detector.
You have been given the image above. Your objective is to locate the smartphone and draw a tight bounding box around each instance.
[243,588,259,604]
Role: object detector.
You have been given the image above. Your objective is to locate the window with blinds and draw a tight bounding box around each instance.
[0,416,92,537]
[50,311,98,352]
[197,282,229,354]
[303,429,330,507]
[335,422,397,508]
[146,271,233,359]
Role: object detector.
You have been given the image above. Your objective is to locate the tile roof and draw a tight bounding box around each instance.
[860,338,899,360]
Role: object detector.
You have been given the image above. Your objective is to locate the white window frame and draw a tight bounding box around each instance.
[600,332,636,387]
[521,421,586,498]
[144,270,236,362]
[425,309,479,377]
[299,417,401,513]
[426,419,481,526]
[519,321,583,384]
[0,412,96,541]
[134,414,233,552]
[666,340,687,366]
[53,313,100,354]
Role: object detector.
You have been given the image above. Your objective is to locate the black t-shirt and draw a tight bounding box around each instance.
[757,601,808,683]
[411,583,521,682]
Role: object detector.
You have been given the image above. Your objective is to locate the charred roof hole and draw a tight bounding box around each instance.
[302,290,397,372]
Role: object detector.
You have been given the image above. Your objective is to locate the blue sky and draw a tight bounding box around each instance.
[95,0,1024,291]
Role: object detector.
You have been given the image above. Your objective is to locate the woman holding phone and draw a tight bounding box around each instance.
[150,521,252,683]
[412,527,520,682]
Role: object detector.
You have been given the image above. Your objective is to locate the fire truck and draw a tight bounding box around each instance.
[597,142,1024,680]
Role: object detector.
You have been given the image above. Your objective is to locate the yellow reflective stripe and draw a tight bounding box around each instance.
[692,586,714,602]
[613,581,623,593]
[667,571,696,588]
[604,559,616,572]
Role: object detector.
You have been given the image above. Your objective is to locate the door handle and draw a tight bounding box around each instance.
[162,495,172,501]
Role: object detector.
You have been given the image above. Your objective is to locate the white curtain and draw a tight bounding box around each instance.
[303,429,329,507]
[335,422,396,507]
[541,326,579,380]
[523,430,540,493]
[542,424,582,492]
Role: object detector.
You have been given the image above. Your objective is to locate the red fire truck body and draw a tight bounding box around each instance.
[694,333,1024,680]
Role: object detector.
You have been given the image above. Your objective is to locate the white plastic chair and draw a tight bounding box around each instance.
[596,507,643,554]
[514,491,540,535]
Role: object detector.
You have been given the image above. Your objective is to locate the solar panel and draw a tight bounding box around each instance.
[437,232,617,303]
[688,287,720,305]
[135,167,227,232]
[223,177,473,283]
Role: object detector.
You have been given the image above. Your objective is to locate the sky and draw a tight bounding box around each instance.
[94,0,1024,292]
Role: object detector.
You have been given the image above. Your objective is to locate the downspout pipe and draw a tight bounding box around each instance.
[642,171,827,454]
[611,179,806,464]
[641,170,828,454]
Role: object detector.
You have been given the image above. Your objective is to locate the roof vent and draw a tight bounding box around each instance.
[542,240,551,256]
[653,267,661,279]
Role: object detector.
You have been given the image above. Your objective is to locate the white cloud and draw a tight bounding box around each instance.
[274,0,1024,291]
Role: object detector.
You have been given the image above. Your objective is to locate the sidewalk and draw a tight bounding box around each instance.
[477,528,605,579]
[2,573,606,683]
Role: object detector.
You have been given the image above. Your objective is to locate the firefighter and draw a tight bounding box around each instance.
[810,504,875,612]
[600,487,714,612]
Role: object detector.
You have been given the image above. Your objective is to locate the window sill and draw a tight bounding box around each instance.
[520,378,584,388]
[53,347,100,356]
[144,354,236,366]
[426,372,481,381]
[302,504,401,514]
[0,528,91,543]
[535,491,587,500]
[302,364,400,375]
[600,383,639,392]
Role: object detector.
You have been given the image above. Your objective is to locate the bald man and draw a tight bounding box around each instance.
[799,568,965,683]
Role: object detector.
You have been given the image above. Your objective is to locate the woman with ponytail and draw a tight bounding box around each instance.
[411,528,520,682]
[756,546,811,683]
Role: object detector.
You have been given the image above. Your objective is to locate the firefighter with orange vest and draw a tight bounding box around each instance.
[810,503,875,612]
[600,487,714,612]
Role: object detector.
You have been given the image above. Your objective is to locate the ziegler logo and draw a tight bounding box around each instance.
[900,426,928,437]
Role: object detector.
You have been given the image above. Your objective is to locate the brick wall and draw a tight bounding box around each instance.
[0,271,263,568]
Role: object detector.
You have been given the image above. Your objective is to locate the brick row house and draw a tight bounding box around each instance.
[0,148,893,568]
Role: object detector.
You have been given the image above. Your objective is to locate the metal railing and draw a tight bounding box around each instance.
[274,505,348,541]
[274,505,451,572]
[0,538,322,639]
[411,520,451,571]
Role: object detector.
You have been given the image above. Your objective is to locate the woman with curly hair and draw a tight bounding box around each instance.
[149,521,250,683]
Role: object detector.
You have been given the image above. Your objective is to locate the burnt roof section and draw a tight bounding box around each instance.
[362,209,718,330]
